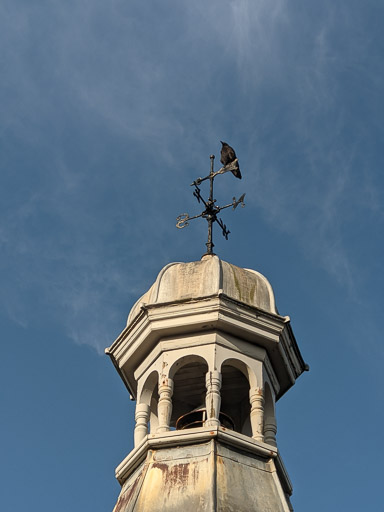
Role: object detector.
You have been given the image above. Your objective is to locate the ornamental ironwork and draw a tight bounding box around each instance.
[176,145,245,255]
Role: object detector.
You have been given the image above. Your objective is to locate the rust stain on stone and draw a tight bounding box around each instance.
[151,460,207,495]
[152,462,191,487]
[114,474,141,512]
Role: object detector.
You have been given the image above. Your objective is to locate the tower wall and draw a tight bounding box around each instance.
[114,435,292,512]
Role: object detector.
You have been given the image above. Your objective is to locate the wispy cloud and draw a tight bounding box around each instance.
[0,0,383,353]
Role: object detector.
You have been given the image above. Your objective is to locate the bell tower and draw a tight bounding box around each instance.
[106,254,307,511]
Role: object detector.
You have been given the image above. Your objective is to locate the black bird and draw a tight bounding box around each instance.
[220,141,242,179]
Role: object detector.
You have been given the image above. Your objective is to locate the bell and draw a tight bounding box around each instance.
[176,405,235,431]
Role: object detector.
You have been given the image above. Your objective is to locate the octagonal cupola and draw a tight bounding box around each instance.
[107,253,305,447]
[106,254,307,510]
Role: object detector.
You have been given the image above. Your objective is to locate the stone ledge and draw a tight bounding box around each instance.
[115,426,278,485]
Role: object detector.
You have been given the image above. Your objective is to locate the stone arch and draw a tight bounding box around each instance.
[220,358,255,435]
[139,370,159,406]
[168,354,209,380]
[169,355,209,429]
[219,357,257,389]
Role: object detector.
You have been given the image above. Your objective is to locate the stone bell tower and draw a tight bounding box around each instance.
[106,254,307,511]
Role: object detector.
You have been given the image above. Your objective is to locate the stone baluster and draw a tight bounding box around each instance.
[264,416,277,446]
[205,371,222,427]
[249,387,264,442]
[134,403,150,447]
[157,378,174,433]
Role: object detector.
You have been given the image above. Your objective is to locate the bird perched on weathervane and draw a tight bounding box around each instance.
[220,141,242,179]
[176,142,246,255]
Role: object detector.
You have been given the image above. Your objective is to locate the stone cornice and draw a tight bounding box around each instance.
[106,294,306,399]
[115,426,278,484]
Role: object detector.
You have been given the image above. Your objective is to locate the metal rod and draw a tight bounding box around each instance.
[209,154,214,202]
[205,155,215,255]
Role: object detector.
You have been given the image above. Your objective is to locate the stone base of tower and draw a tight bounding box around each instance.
[112,427,293,512]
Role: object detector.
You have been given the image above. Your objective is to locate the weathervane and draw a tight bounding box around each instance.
[176,141,245,255]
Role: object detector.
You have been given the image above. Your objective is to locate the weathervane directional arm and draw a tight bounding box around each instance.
[218,193,246,212]
[190,159,240,186]
[176,211,204,229]
[215,216,230,240]
[192,184,208,207]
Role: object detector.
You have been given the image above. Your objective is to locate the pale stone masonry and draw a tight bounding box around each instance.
[106,254,307,511]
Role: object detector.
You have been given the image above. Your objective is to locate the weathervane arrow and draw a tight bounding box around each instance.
[176,143,245,255]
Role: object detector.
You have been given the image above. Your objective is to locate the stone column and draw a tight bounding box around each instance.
[250,387,264,442]
[157,378,174,433]
[134,403,150,447]
[205,371,222,427]
[264,416,277,446]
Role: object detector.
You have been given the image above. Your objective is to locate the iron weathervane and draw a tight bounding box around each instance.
[176,144,245,255]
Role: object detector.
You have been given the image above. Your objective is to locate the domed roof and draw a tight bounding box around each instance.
[127,255,277,325]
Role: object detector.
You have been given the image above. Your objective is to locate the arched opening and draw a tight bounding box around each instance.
[170,357,208,430]
[138,371,159,435]
[149,387,159,433]
[220,361,251,436]
[263,382,277,446]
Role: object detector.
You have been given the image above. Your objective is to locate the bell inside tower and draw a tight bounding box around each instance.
[171,359,236,431]
[171,359,208,430]
[170,359,251,432]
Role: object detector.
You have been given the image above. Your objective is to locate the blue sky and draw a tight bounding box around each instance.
[1,1,383,510]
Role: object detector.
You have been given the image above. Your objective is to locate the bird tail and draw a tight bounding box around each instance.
[232,168,242,179]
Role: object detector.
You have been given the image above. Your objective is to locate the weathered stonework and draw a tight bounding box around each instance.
[106,255,306,511]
